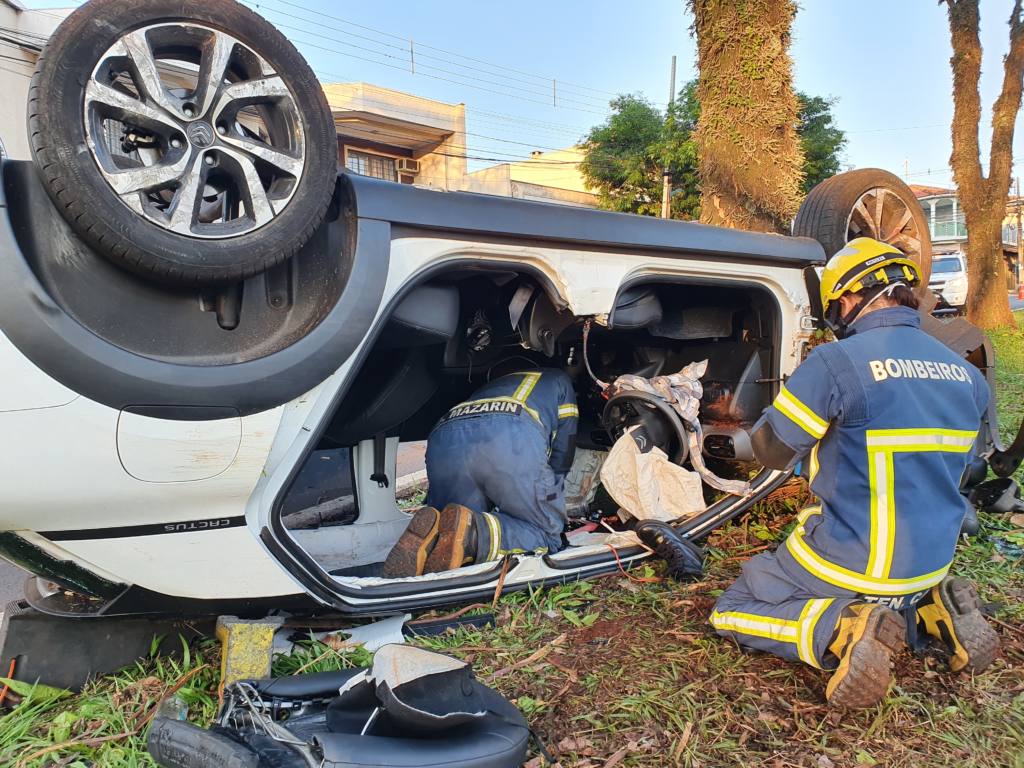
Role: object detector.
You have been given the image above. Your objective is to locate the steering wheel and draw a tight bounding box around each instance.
[601,391,690,465]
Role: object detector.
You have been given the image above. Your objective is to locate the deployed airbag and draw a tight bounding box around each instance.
[601,427,706,523]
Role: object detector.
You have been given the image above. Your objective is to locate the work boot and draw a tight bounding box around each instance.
[424,504,478,574]
[917,577,999,673]
[825,604,905,708]
[382,506,440,578]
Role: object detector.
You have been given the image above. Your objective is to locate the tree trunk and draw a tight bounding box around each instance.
[962,205,1015,327]
[946,0,1021,330]
[689,0,804,233]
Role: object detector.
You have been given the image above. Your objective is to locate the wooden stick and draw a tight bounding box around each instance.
[990,616,1024,638]
[491,557,512,610]
[488,633,566,681]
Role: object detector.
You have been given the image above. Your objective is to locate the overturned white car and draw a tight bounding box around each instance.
[0,0,1019,621]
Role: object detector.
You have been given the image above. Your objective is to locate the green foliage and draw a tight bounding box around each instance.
[0,678,70,703]
[272,637,374,677]
[580,81,845,218]
[797,93,847,194]
[1,638,221,768]
[578,94,681,218]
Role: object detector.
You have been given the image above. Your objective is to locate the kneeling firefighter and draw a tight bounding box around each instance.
[711,237,999,708]
[383,367,578,578]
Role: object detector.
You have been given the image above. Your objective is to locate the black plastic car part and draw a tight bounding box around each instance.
[149,667,532,768]
[148,719,259,768]
[0,162,387,418]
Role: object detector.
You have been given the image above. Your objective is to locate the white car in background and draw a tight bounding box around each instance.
[929,253,969,314]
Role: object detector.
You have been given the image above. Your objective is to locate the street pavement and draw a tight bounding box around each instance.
[1011,292,1024,312]
[0,561,24,609]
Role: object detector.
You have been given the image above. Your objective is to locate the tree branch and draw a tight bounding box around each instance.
[946,0,984,194]
[988,0,1024,198]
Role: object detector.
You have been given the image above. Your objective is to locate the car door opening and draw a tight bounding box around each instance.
[275,266,782,585]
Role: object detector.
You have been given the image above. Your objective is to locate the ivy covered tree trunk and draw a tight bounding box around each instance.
[689,0,804,233]
[945,0,1021,330]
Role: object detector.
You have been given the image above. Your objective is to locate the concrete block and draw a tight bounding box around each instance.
[216,615,284,689]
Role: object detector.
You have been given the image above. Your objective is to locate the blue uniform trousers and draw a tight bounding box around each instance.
[711,546,937,670]
[711,551,853,670]
[425,414,566,560]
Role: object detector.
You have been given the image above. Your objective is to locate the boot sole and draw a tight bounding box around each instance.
[424,504,473,573]
[381,507,440,578]
[942,578,1000,673]
[827,607,905,709]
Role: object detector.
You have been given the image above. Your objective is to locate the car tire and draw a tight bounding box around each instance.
[793,168,933,288]
[27,0,338,285]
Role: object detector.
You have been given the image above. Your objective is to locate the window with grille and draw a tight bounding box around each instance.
[345,150,398,182]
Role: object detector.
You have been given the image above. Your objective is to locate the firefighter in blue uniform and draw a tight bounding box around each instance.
[711,237,1000,708]
[383,367,578,578]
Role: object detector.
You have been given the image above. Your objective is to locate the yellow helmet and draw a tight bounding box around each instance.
[819,237,921,318]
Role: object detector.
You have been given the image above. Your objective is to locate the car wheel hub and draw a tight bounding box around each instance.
[186,121,216,148]
[83,22,306,239]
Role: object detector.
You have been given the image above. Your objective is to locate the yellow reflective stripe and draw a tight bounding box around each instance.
[797,598,834,668]
[809,442,821,482]
[773,385,828,439]
[786,527,950,594]
[455,396,541,424]
[557,403,579,419]
[481,511,501,561]
[512,372,541,404]
[865,428,977,451]
[865,427,978,579]
[796,505,822,525]
[710,611,798,643]
[866,448,896,578]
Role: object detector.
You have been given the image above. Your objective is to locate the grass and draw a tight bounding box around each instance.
[3,314,1024,767]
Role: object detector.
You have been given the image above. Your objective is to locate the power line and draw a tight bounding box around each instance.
[259,0,620,98]
[250,0,612,105]
[274,26,611,116]
[847,122,948,134]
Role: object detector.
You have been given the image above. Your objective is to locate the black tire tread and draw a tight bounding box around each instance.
[27,0,336,285]
[793,168,933,286]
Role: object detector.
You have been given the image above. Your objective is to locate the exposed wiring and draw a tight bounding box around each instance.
[582,318,609,390]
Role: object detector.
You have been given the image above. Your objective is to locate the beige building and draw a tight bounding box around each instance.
[324,82,466,191]
[0,1,71,160]
[462,146,598,207]
[0,7,591,208]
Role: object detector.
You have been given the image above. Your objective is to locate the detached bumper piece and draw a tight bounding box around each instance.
[148,645,531,768]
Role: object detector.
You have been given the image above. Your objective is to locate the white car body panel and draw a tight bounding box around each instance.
[0,228,813,606]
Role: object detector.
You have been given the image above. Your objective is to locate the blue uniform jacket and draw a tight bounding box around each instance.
[755,306,988,597]
[434,368,579,474]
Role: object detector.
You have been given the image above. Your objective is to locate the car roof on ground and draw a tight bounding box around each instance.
[344,172,826,269]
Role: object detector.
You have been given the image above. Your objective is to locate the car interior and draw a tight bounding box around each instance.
[278,266,781,580]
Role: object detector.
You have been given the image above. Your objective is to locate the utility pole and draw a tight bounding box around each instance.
[661,55,677,220]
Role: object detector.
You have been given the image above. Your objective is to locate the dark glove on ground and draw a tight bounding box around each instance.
[635,520,705,581]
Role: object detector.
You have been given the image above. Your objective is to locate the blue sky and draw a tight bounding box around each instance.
[24,0,1024,188]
